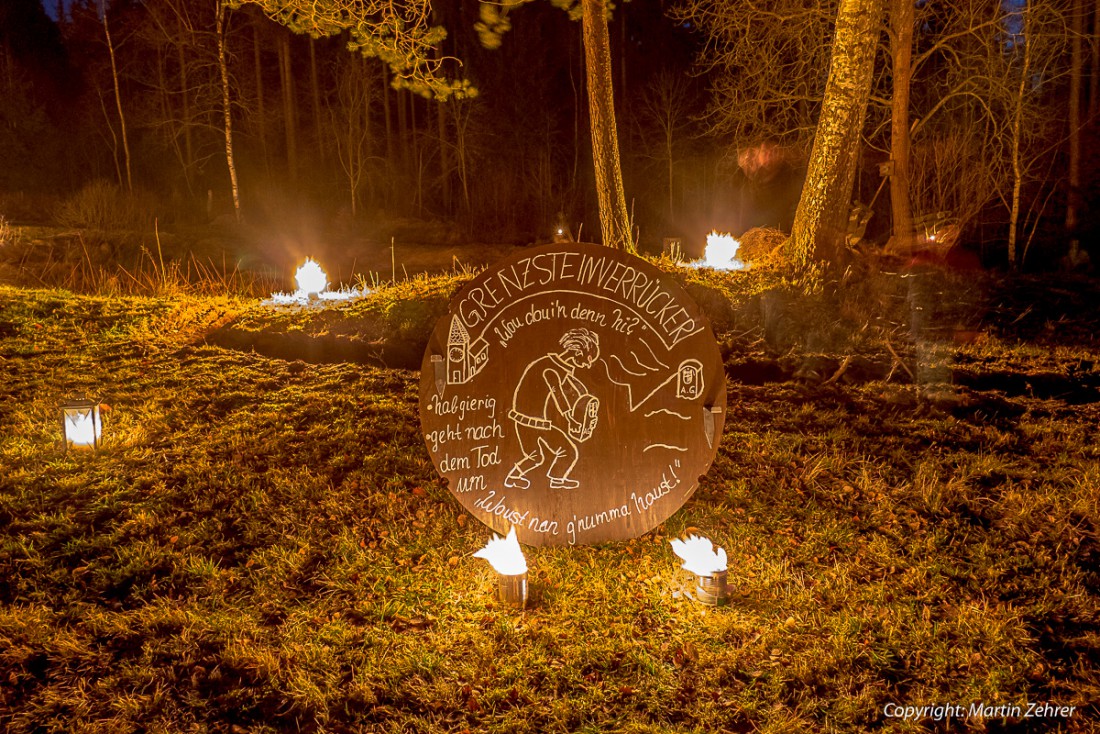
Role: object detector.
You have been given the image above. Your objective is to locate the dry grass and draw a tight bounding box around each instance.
[0,224,278,298]
[0,269,1098,733]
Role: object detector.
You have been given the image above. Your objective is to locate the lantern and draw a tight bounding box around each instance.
[61,398,102,452]
[670,535,729,606]
[474,526,529,609]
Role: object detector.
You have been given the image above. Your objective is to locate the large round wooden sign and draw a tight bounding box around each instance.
[419,243,726,546]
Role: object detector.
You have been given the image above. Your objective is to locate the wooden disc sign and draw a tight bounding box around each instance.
[419,243,726,546]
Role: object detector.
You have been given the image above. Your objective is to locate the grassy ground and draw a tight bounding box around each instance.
[1,262,1098,733]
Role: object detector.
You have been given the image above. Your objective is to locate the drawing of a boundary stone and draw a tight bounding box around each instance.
[419,243,727,546]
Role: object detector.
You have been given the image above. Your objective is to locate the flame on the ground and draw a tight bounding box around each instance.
[296,257,328,295]
[269,257,366,304]
[65,412,98,446]
[474,526,528,575]
[687,231,748,271]
[670,535,727,576]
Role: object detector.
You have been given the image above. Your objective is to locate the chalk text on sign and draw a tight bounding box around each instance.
[473,490,561,537]
[566,502,633,545]
[632,460,681,512]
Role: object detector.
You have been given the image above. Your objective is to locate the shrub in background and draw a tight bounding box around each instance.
[55,180,158,233]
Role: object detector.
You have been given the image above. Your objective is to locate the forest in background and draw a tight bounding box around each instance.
[1,0,1098,268]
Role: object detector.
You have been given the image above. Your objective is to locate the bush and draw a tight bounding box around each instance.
[55,180,157,233]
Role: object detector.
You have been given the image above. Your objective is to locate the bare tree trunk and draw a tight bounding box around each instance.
[1008,2,1032,267]
[253,20,269,173]
[665,107,674,221]
[381,63,393,165]
[176,19,194,193]
[216,0,241,222]
[581,0,633,251]
[97,88,125,187]
[409,92,418,193]
[1090,0,1099,119]
[453,99,472,218]
[101,3,133,194]
[1067,0,1083,240]
[360,56,372,213]
[432,9,452,214]
[437,98,452,213]
[397,84,408,175]
[278,31,298,185]
[309,38,324,161]
[889,0,914,247]
[789,0,884,267]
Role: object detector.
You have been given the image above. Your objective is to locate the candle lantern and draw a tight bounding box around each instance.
[61,398,102,452]
[670,535,729,607]
[474,526,529,609]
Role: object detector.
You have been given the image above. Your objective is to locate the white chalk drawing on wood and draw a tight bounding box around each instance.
[447,314,489,385]
[505,328,601,491]
[472,290,705,352]
[600,351,704,414]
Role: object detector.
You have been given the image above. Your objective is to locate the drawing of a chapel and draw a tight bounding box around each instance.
[447,315,489,384]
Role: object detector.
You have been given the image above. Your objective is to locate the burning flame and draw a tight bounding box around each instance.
[65,412,98,446]
[670,535,727,577]
[474,526,528,576]
[269,257,366,305]
[295,257,328,296]
[684,231,748,271]
[699,231,748,270]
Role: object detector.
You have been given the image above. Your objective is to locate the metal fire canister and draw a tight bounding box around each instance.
[695,570,729,606]
[497,572,528,608]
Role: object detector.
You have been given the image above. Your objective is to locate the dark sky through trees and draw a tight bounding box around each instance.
[4,0,1098,266]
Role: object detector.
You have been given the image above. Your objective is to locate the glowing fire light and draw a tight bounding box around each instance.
[66,413,96,446]
[670,535,727,577]
[474,526,528,576]
[687,231,748,271]
[296,257,328,296]
[61,398,102,451]
[269,257,366,305]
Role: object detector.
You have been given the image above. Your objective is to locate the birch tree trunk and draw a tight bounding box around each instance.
[789,0,884,267]
[581,0,633,251]
[101,2,133,194]
[1008,2,1032,267]
[216,0,241,222]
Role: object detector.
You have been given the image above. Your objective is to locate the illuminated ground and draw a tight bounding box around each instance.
[0,264,1098,732]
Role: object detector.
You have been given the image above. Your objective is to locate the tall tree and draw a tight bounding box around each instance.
[276,30,299,183]
[1066,0,1084,246]
[887,0,914,246]
[215,0,241,221]
[1007,0,1034,266]
[100,0,133,193]
[581,0,632,250]
[788,0,884,267]
[634,71,695,222]
[476,0,634,250]
[673,0,832,159]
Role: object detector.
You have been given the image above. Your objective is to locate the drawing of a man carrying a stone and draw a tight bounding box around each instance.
[505,328,601,490]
